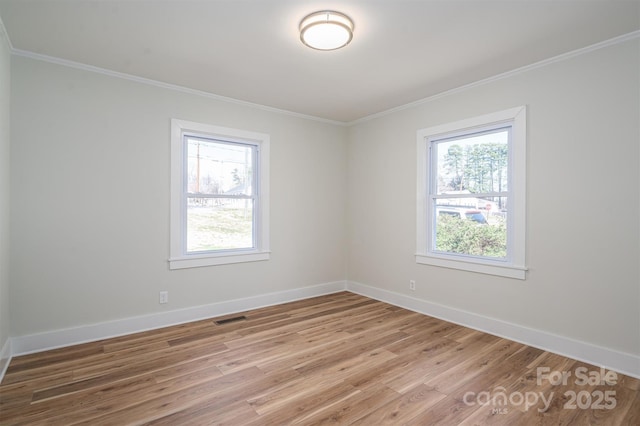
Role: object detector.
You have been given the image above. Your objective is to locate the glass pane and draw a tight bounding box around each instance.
[187,198,254,252]
[434,197,508,258]
[435,128,509,195]
[186,137,253,196]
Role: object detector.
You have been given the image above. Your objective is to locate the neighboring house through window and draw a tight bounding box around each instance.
[170,119,270,269]
[416,106,527,279]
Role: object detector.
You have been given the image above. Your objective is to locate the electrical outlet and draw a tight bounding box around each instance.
[159,291,169,304]
[409,280,416,291]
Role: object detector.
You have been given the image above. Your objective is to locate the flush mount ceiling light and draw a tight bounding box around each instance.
[299,10,354,51]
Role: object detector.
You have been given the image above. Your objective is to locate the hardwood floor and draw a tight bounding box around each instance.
[1,292,638,425]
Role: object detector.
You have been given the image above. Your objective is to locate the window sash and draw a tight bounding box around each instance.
[427,124,512,261]
[185,198,256,254]
[182,136,259,255]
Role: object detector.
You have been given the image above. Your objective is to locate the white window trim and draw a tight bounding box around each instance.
[416,106,527,279]
[169,119,270,270]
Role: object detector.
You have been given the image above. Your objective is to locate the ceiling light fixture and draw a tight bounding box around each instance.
[299,10,354,51]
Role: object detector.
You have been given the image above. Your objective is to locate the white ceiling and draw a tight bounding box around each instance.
[0,1,638,123]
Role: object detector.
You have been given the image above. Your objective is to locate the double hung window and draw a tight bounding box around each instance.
[416,107,526,279]
[170,120,270,269]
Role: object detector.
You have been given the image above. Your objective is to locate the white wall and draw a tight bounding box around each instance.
[5,34,639,375]
[0,22,10,361]
[9,56,347,337]
[347,39,640,357]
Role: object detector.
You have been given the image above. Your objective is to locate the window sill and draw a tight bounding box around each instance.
[415,253,527,280]
[169,251,270,270]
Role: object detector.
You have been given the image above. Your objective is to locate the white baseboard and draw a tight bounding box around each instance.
[0,338,10,384]
[11,281,348,356]
[346,281,640,379]
[6,279,638,381]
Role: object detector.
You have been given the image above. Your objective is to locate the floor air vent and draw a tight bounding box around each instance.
[215,315,247,325]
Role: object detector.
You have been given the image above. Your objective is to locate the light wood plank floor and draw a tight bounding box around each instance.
[1,292,638,425]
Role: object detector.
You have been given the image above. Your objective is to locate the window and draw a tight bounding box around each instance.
[416,106,526,279]
[170,119,269,269]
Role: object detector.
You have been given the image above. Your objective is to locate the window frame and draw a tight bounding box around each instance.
[416,106,527,279]
[169,119,270,270]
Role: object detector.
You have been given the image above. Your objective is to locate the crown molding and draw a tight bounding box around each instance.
[10,48,347,127]
[6,28,639,127]
[348,30,640,126]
